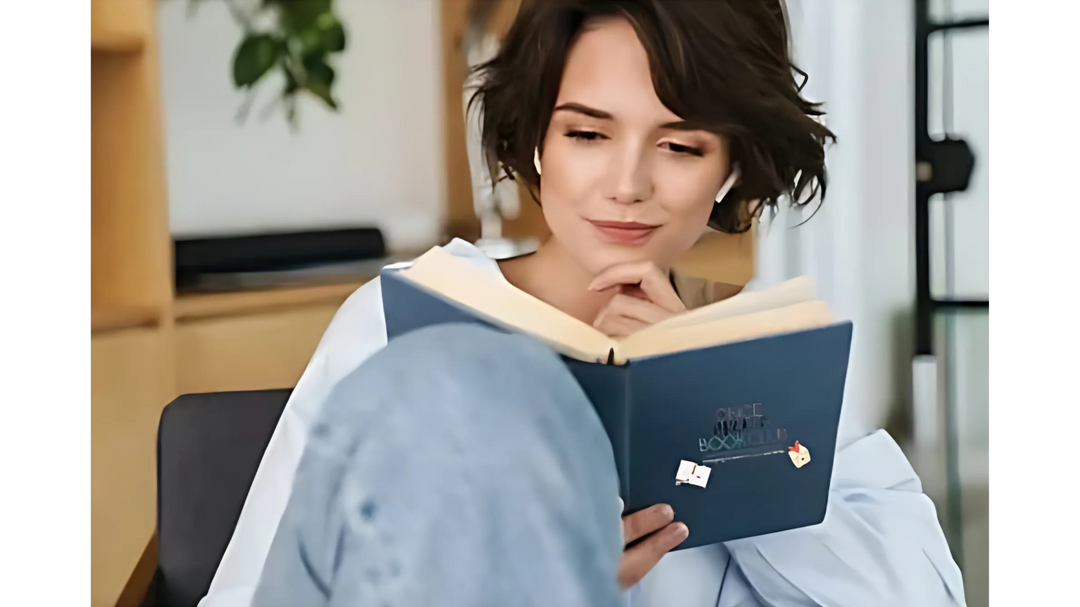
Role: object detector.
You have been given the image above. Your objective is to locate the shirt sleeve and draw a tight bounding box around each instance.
[721,430,966,607]
[198,278,390,607]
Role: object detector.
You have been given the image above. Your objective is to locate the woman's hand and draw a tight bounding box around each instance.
[590,261,687,337]
[619,504,689,589]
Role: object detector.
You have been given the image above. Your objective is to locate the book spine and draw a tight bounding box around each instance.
[562,359,632,504]
[620,364,632,509]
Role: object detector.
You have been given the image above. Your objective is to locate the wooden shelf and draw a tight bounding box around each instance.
[92,304,162,334]
[92,30,146,53]
[175,281,371,322]
[91,0,150,53]
[91,2,171,604]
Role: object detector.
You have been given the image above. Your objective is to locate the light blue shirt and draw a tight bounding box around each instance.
[201,239,966,607]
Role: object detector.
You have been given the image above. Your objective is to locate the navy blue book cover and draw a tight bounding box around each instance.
[381,269,852,549]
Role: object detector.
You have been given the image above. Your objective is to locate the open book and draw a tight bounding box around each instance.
[390,246,834,364]
[380,245,853,550]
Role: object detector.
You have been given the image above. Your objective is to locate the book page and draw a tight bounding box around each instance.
[402,247,615,362]
[616,301,835,362]
[632,276,818,337]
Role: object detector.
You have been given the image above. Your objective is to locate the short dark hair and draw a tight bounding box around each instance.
[469,0,836,233]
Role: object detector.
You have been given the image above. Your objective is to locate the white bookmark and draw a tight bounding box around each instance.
[675,460,712,488]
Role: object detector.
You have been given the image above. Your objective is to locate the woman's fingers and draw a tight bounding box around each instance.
[618,521,690,589]
[594,313,649,338]
[622,504,674,545]
[597,294,670,326]
[589,261,686,313]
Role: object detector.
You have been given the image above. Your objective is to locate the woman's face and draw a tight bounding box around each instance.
[539,17,732,276]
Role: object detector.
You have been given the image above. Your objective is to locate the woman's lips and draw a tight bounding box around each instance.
[587,220,660,246]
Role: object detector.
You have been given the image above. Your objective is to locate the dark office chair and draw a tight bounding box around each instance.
[150,390,292,607]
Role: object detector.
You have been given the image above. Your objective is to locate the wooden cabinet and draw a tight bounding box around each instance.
[91,0,172,604]
[91,328,171,607]
[174,284,365,394]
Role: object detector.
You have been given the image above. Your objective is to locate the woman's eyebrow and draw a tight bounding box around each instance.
[553,103,703,132]
[552,102,614,119]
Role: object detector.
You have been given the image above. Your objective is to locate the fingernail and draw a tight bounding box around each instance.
[657,504,675,521]
[666,523,689,543]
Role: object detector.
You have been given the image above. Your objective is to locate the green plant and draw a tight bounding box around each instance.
[190,0,347,125]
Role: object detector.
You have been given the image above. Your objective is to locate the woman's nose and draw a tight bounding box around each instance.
[603,145,653,204]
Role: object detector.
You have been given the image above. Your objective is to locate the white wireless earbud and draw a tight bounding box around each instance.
[534,147,542,176]
[715,163,741,203]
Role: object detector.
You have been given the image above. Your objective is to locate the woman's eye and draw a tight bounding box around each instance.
[661,142,704,157]
[566,130,607,141]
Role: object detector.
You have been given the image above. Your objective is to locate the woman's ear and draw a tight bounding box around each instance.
[533,147,542,176]
[715,163,741,203]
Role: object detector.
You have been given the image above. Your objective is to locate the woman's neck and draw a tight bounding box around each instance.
[497,239,617,325]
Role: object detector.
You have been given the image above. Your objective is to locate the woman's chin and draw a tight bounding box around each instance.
[578,244,668,274]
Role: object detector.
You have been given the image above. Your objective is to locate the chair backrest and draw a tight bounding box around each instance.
[153,390,291,607]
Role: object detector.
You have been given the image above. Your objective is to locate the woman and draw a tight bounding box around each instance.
[201,2,965,606]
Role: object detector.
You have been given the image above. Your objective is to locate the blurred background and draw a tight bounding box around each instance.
[90,0,987,605]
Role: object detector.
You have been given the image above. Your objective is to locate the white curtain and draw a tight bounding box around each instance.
[754,0,916,444]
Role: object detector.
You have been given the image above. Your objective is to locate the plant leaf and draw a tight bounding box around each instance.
[294,12,345,55]
[270,0,333,32]
[303,55,335,86]
[303,57,338,109]
[315,12,346,53]
[233,34,280,87]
